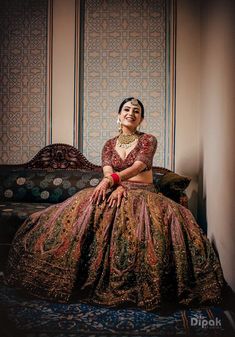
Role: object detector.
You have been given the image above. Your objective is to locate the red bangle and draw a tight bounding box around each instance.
[111,173,120,185]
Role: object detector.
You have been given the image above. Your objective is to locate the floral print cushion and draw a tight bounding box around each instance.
[0,169,103,203]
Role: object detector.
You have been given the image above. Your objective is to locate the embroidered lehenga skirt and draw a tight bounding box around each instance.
[5,182,225,311]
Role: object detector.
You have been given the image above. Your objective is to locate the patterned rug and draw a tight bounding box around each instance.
[0,282,233,337]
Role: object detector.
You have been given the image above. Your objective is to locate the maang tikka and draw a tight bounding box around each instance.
[131,98,139,106]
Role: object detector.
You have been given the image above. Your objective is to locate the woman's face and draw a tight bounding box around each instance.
[118,101,143,131]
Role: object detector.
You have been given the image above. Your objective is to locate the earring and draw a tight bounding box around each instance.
[137,123,141,131]
[117,118,122,132]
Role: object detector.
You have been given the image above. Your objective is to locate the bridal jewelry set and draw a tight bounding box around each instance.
[117,132,138,149]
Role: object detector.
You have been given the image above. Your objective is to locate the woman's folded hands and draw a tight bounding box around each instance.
[90,179,126,207]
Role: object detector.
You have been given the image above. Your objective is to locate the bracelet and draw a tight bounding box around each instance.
[111,173,121,185]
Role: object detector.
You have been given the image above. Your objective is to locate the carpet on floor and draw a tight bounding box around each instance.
[0,283,233,337]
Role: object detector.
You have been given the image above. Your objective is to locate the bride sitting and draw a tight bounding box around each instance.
[5,97,225,311]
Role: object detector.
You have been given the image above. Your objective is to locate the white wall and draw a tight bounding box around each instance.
[201,0,235,291]
[175,0,201,218]
[176,0,235,291]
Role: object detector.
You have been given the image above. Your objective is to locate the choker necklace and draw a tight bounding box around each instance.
[117,132,138,149]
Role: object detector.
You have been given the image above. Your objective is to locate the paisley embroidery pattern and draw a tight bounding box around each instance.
[5,184,224,311]
[4,134,225,310]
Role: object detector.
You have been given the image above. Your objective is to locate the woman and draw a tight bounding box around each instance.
[5,97,225,311]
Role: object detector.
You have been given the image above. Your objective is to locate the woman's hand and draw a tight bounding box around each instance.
[90,178,110,205]
[107,185,127,208]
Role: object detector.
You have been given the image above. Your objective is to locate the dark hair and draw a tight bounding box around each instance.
[118,97,144,118]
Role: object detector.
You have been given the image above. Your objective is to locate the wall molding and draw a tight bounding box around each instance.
[77,0,176,168]
[46,0,53,144]
[50,0,176,169]
[166,0,177,170]
[73,0,83,149]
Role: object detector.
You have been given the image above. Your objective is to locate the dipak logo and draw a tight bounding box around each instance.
[190,314,222,329]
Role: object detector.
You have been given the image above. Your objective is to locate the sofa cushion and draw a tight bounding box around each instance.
[0,169,103,203]
[157,172,191,200]
[153,172,164,191]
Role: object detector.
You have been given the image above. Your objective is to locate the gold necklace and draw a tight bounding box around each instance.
[117,132,138,149]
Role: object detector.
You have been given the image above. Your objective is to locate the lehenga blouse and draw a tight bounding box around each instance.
[101,132,158,172]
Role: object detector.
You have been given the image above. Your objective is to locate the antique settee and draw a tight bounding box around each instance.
[0,143,190,270]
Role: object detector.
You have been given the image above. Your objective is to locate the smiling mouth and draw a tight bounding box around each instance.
[126,117,135,121]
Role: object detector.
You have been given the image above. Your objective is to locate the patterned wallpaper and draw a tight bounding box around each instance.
[0,0,174,167]
[82,0,172,167]
[0,0,48,164]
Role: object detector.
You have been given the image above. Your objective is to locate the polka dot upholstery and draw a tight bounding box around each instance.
[0,169,103,203]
